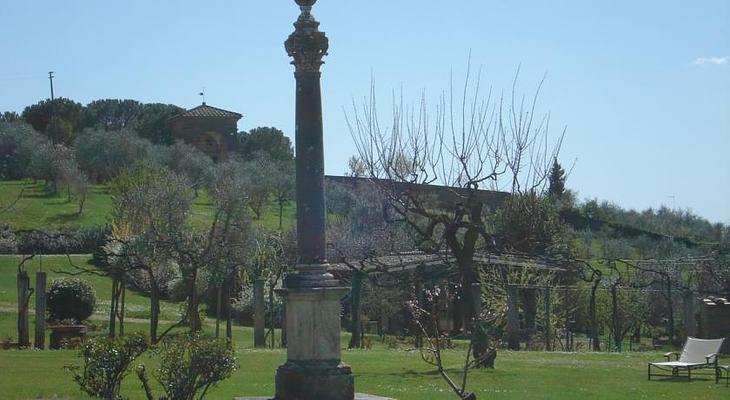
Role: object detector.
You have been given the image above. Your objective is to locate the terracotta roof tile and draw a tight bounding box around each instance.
[170,103,242,120]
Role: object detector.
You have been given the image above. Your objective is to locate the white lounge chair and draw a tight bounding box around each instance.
[648,337,725,382]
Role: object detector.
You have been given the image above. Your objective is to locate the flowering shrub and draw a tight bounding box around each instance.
[137,334,238,400]
[67,332,148,400]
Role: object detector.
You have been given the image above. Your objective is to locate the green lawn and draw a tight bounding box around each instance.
[0,335,726,399]
[0,180,295,231]
[0,256,726,399]
[0,255,181,339]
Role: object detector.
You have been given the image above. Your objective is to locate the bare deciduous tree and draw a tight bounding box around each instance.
[347,66,564,337]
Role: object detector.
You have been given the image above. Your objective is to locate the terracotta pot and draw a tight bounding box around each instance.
[49,325,86,350]
[1,341,19,350]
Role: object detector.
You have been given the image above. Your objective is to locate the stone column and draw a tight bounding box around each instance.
[506,284,520,351]
[275,1,354,399]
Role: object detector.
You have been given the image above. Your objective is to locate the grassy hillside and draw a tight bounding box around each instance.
[0,180,295,231]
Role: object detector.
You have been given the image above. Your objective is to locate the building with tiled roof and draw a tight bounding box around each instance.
[168,102,242,162]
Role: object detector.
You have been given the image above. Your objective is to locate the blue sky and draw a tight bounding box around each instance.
[1,1,728,223]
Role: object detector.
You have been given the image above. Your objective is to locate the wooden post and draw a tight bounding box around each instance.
[34,271,47,349]
[254,278,266,348]
[17,270,31,348]
[506,284,520,351]
[544,287,551,351]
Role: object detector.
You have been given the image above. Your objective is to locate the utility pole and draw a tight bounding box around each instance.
[48,71,55,101]
[48,71,56,144]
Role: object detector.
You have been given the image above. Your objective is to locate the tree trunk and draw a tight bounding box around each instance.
[187,270,202,332]
[119,285,125,337]
[34,271,47,349]
[348,271,364,349]
[225,281,233,342]
[150,283,160,344]
[109,278,118,337]
[215,285,222,338]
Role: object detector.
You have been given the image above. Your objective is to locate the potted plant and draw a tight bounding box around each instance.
[1,335,19,350]
[46,278,96,349]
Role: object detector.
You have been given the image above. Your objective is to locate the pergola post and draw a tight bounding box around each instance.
[506,284,520,351]
[34,271,47,349]
[543,286,551,351]
[683,289,696,339]
[522,288,537,337]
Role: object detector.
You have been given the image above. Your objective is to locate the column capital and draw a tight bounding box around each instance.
[285,2,328,75]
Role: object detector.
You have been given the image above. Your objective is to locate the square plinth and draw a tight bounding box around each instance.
[234,395,394,400]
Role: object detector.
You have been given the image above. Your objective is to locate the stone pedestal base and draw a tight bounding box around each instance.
[275,360,354,400]
[235,394,394,400]
[273,286,354,400]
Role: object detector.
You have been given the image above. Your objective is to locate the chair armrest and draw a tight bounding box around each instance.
[706,353,720,364]
[664,352,679,361]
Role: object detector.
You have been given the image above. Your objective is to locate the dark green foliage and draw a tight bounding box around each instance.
[139,334,238,400]
[135,103,184,144]
[84,99,142,131]
[21,98,84,144]
[493,192,564,256]
[47,278,96,323]
[547,160,566,199]
[67,332,148,400]
[1,111,20,123]
[236,127,293,161]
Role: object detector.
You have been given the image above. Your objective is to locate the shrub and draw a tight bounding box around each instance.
[47,278,96,323]
[9,226,110,255]
[137,334,237,400]
[67,332,148,400]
